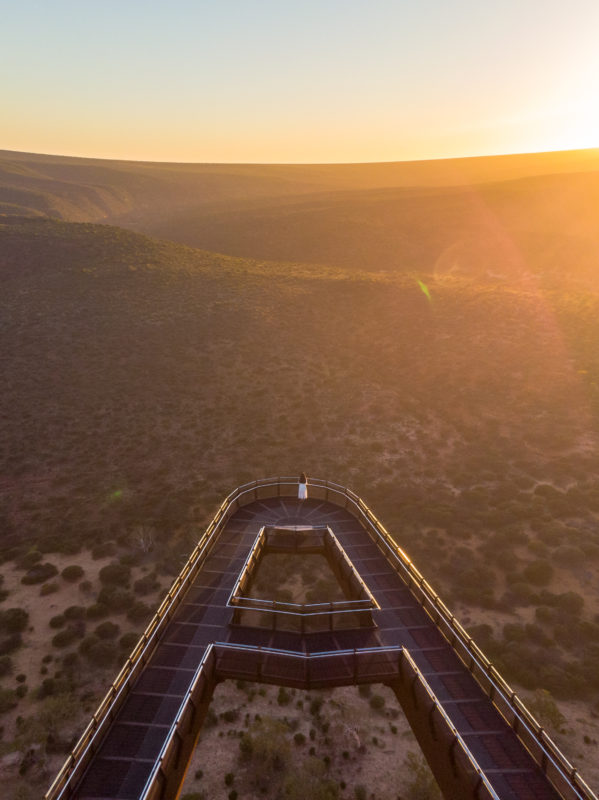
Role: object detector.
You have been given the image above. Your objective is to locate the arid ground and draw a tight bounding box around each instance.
[1,148,599,797]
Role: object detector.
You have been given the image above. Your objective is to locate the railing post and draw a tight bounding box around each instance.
[448,736,459,776]
[538,728,548,773]
[428,704,438,741]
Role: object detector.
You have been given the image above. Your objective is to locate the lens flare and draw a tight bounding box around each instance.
[417,280,432,302]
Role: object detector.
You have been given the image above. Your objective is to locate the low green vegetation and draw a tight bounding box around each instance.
[2,154,599,796]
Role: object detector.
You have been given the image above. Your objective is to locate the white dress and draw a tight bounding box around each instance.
[298,482,308,500]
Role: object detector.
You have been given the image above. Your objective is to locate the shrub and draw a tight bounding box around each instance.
[127,602,152,623]
[49,615,66,629]
[92,542,116,559]
[15,684,27,699]
[0,633,22,653]
[62,652,79,670]
[98,586,134,612]
[468,623,493,643]
[277,687,291,706]
[535,606,556,624]
[403,751,441,800]
[37,678,57,699]
[79,635,99,655]
[310,696,323,715]
[0,608,29,634]
[0,655,12,676]
[16,549,42,569]
[133,573,160,595]
[52,628,78,648]
[99,563,131,587]
[94,621,119,640]
[525,623,553,647]
[119,632,140,651]
[238,717,290,781]
[40,581,60,596]
[556,592,584,615]
[523,560,554,587]
[64,605,86,621]
[61,565,84,582]
[21,562,58,585]
[82,640,114,668]
[526,688,566,731]
[293,732,306,745]
[119,553,140,567]
[0,688,16,713]
[506,582,537,605]
[552,544,585,566]
[86,603,110,620]
[224,772,234,786]
[369,694,385,711]
[503,623,526,642]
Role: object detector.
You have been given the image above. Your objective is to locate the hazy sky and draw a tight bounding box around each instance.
[2,0,599,163]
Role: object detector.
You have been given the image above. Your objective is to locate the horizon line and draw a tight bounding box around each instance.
[2,144,599,168]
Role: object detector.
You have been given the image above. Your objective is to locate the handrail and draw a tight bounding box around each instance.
[214,641,402,660]
[139,644,217,800]
[230,597,372,612]
[332,486,597,800]
[137,642,500,800]
[228,523,377,617]
[226,477,597,800]
[399,648,501,800]
[45,491,236,800]
[138,642,405,799]
[45,476,597,800]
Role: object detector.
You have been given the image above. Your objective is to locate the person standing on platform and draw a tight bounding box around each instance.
[298,472,308,501]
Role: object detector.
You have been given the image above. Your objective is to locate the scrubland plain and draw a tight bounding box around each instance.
[1,148,599,798]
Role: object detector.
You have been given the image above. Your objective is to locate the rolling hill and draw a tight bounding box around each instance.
[2,148,599,285]
[2,152,599,796]
[2,217,599,640]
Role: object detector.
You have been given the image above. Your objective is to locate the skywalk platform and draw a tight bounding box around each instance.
[46,479,596,800]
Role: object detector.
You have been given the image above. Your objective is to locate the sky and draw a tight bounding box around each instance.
[2,0,599,163]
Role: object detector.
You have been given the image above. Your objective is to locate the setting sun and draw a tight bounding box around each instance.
[2,0,599,162]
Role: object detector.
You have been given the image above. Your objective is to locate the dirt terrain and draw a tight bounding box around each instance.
[2,147,599,797]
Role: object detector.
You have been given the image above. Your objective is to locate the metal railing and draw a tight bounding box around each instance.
[138,643,406,799]
[224,477,598,800]
[213,641,403,687]
[138,642,502,800]
[137,643,404,800]
[46,476,598,800]
[45,491,238,800]
[140,645,218,800]
[227,524,378,616]
[398,647,501,800]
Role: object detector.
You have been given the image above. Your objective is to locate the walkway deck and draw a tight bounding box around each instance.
[60,494,584,800]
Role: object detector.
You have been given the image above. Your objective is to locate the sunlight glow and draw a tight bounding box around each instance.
[1,1,598,162]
